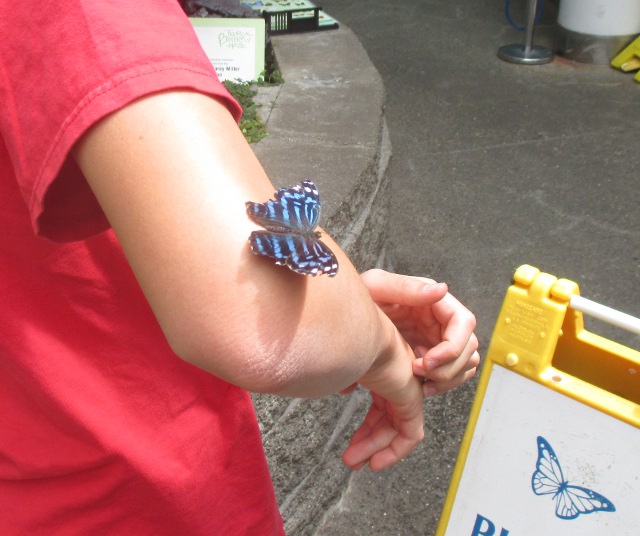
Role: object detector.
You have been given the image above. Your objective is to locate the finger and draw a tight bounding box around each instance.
[368,428,425,471]
[343,411,425,471]
[361,269,448,307]
[342,421,400,469]
[421,295,477,368]
[344,388,424,467]
[339,383,359,395]
[417,335,479,383]
[411,345,431,377]
[342,399,391,465]
[422,357,479,397]
[419,348,479,392]
[345,399,387,447]
[411,334,478,378]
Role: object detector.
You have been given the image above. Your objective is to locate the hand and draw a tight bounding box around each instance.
[342,323,425,472]
[360,269,479,397]
[341,269,479,472]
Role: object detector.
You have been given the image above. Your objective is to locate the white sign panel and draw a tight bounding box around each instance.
[445,365,639,535]
[191,18,265,82]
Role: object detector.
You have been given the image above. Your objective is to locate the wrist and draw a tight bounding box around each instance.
[359,310,418,402]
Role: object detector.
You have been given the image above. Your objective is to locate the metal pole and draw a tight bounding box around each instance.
[570,295,640,336]
[498,0,555,65]
[523,0,536,55]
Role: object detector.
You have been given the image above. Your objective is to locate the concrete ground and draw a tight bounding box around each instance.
[253,0,640,534]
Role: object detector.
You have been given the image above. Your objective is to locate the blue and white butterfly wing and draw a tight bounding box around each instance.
[289,238,338,277]
[248,231,295,266]
[532,436,565,496]
[532,436,616,520]
[245,199,296,234]
[246,180,338,277]
[246,180,321,233]
[276,180,321,230]
[248,231,338,277]
[555,485,616,520]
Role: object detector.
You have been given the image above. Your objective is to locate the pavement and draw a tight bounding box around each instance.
[252,27,391,271]
[251,27,393,536]
[250,2,640,535]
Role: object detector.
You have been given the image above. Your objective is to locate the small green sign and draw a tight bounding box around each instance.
[191,18,266,82]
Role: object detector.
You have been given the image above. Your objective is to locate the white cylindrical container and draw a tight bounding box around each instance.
[559,0,640,36]
[558,0,640,64]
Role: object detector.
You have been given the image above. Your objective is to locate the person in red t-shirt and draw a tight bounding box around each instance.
[0,0,479,533]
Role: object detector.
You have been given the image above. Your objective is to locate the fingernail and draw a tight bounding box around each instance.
[424,386,438,397]
[423,282,446,292]
[425,358,440,371]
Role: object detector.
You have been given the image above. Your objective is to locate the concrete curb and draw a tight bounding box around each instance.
[251,26,391,534]
[253,26,391,270]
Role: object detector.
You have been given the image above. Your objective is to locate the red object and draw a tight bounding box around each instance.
[0,1,283,533]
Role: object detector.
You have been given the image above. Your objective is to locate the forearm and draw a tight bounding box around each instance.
[73,90,398,397]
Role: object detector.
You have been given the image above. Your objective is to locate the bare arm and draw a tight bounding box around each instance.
[73,89,481,470]
[72,89,403,398]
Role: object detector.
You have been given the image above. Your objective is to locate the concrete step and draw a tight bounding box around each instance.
[251,26,391,535]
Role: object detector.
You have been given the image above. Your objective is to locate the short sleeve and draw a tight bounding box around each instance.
[0,0,242,242]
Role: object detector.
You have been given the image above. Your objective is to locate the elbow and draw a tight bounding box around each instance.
[165,319,364,398]
[163,319,312,395]
[155,272,383,397]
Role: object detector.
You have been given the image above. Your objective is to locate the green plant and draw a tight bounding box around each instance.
[256,68,284,86]
[224,80,267,143]
[224,70,283,144]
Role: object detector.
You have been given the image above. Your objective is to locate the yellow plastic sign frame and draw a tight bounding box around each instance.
[611,35,640,83]
[437,264,640,535]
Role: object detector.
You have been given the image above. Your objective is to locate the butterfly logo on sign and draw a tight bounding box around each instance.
[531,436,616,520]
[246,180,339,277]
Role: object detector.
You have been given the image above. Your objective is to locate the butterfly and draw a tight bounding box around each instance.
[531,436,616,520]
[246,180,339,277]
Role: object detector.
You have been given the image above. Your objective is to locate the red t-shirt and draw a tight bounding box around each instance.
[0,1,284,534]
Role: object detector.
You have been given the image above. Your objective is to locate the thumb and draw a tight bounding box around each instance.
[361,269,448,306]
